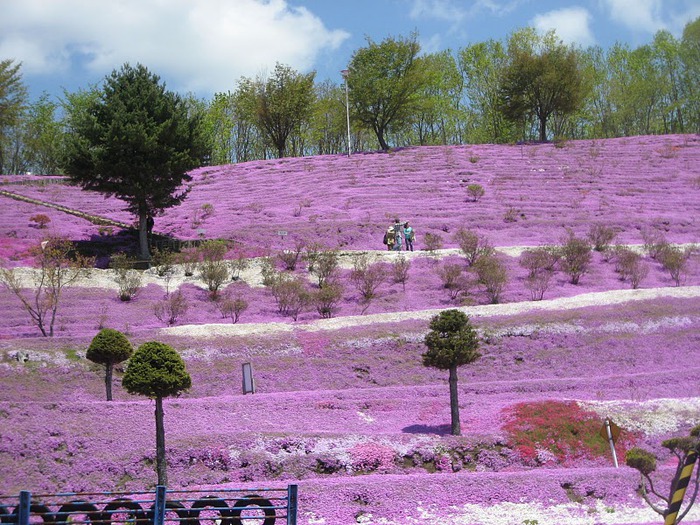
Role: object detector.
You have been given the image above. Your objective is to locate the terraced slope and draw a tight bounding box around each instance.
[0,135,699,524]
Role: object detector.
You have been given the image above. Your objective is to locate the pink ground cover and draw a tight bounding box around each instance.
[1,135,699,524]
[1,134,699,257]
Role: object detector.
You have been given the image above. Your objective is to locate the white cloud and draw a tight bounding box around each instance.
[409,0,467,23]
[0,0,349,94]
[531,7,596,47]
[599,0,666,34]
[409,0,524,21]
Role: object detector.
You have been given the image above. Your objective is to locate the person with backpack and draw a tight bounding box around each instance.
[383,226,396,250]
[403,221,415,251]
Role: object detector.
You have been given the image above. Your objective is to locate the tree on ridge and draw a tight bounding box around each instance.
[422,309,481,436]
[62,63,206,261]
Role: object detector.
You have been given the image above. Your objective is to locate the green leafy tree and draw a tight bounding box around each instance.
[0,237,92,337]
[0,59,28,173]
[86,328,133,401]
[348,32,427,151]
[230,79,268,161]
[626,424,700,524]
[122,341,191,486]
[410,50,463,146]
[458,39,513,143]
[681,17,700,133]
[308,80,347,155]
[499,30,585,141]
[249,63,316,158]
[204,91,237,165]
[61,63,206,260]
[422,310,481,436]
[22,92,63,174]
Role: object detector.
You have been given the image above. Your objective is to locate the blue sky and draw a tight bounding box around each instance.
[2,0,699,102]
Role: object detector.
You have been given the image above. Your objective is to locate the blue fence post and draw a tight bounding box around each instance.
[287,485,297,525]
[18,491,31,525]
[153,486,167,525]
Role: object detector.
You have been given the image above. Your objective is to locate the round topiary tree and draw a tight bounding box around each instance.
[122,341,191,486]
[86,328,133,401]
[423,309,481,436]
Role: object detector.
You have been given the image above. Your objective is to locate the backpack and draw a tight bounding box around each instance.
[382,232,388,244]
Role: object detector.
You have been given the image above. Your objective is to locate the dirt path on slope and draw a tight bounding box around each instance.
[162,284,700,338]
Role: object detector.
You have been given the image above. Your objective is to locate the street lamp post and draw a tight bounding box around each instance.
[341,69,351,157]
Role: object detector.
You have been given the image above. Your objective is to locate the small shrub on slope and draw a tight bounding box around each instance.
[350,442,396,473]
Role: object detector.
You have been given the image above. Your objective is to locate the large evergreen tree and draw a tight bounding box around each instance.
[422,310,481,436]
[61,63,206,260]
[122,341,191,486]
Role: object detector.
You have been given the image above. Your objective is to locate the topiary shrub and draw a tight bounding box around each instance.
[123,341,191,486]
[626,425,700,524]
[86,328,133,401]
[423,310,481,436]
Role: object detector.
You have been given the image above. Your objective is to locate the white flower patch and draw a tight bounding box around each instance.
[405,499,700,524]
[579,397,700,435]
[358,411,375,423]
[598,316,696,335]
[303,513,326,524]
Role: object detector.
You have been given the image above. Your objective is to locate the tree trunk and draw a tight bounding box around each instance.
[139,209,150,261]
[449,365,461,436]
[105,363,113,401]
[155,396,168,486]
[376,127,389,151]
[539,115,548,142]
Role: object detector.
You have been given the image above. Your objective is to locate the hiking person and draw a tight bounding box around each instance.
[392,219,402,251]
[393,229,402,251]
[383,226,396,251]
[403,221,414,251]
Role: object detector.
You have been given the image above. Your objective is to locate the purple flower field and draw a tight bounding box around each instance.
[1,134,700,524]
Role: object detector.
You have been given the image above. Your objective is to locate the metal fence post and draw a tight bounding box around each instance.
[153,486,167,525]
[18,491,31,525]
[287,484,297,525]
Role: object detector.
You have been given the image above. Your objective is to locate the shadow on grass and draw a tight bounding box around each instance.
[402,423,452,435]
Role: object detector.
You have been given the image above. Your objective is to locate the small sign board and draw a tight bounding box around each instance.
[600,418,621,443]
[242,362,255,394]
[277,230,288,237]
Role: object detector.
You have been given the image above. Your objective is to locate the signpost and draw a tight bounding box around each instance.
[242,362,255,394]
[599,418,621,468]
